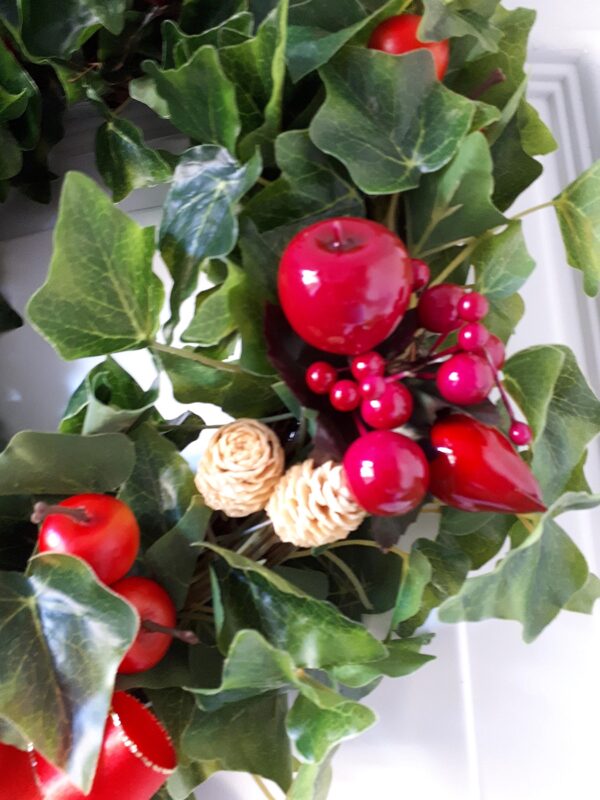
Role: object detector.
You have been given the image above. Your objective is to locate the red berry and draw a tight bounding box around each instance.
[306,361,337,394]
[411,258,431,291]
[483,334,506,370]
[417,284,465,333]
[343,431,429,516]
[359,376,387,400]
[38,494,140,585]
[509,421,533,446]
[112,577,177,674]
[368,14,450,80]
[458,292,489,323]
[278,217,412,355]
[330,380,360,411]
[436,353,495,406]
[458,322,489,351]
[429,414,545,513]
[351,351,386,380]
[361,382,413,429]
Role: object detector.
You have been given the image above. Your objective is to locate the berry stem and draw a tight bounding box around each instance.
[427,332,449,355]
[483,350,519,425]
[385,370,414,382]
[141,619,200,645]
[353,413,369,438]
[31,502,90,525]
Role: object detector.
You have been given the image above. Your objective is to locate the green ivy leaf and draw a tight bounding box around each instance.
[483,291,524,343]
[503,346,600,503]
[59,357,158,435]
[27,172,163,359]
[0,42,38,122]
[472,221,535,299]
[0,431,134,495]
[331,636,435,688]
[490,114,542,211]
[95,117,172,202]
[0,553,138,791]
[142,46,240,151]
[182,262,243,346]
[437,508,514,570]
[118,423,197,549]
[420,0,501,51]
[310,47,475,195]
[553,160,600,296]
[0,292,22,334]
[18,0,126,58]
[163,13,254,68]
[159,145,261,334]
[203,544,387,668]
[391,550,431,629]
[129,76,170,119]
[145,497,211,610]
[407,131,506,255]
[565,573,600,614]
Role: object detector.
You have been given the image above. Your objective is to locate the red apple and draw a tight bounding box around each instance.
[368,14,450,81]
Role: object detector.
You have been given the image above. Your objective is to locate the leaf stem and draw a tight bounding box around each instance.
[510,200,555,221]
[322,550,374,611]
[141,619,200,644]
[285,539,409,565]
[149,341,244,374]
[430,240,479,287]
[384,193,400,232]
[252,774,278,800]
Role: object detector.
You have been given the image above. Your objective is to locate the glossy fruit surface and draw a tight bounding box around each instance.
[306,361,337,394]
[458,292,490,322]
[359,376,387,400]
[113,577,176,674]
[343,430,429,516]
[38,494,140,585]
[411,258,431,291]
[368,14,450,80]
[278,217,412,355]
[330,380,360,411]
[417,283,465,333]
[429,414,545,513]
[458,322,489,351]
[509,421,533,446]
[436,353,495,405]
[361,382,413,429]
[484,334,506,370]
[351,351,386,380]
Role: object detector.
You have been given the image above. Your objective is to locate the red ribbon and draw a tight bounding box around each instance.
[0,693,176,800]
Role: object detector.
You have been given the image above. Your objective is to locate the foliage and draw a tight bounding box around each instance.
[0,1,598,798]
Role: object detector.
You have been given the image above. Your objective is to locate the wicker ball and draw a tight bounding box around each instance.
[266,459,367,548]
[195,419,285,517]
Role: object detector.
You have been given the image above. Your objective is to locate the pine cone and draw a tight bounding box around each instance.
[266,460,367,548]
[195,419,285,517]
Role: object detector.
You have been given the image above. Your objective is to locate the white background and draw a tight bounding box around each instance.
[0,2,599,798]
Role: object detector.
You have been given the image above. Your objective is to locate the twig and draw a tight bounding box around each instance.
[252,774,278,800]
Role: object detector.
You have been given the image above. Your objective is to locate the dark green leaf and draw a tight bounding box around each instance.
[145,497,211,609]
[182,263,243,346]
[0,431,134,495]
[391,550,431,628]
[0,495,37,571]
[142,46,240,150]
[407,131,506,255]
[310,47,476,194]
[96,117,172,202]
[0,42,37,122]
[0,292,22,334]
[420,0,501,51]
[118,423,197,549]
[159,145,261,334]
[0,125,22,179]
[490,115,543,211]
[332,636,435,688]
[472,221,535,299]
[504,346,600,503]
[163,14,253,68]
[438,508,514,570]
[0,553,138,791]
[553,160,600,296]
[59,357,158,435]
[27,172,164,359]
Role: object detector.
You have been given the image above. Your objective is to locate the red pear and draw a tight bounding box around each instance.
[429,414,545,514]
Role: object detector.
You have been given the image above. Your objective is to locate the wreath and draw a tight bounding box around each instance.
[0,1,599,799]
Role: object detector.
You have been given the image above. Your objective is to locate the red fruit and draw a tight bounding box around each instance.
[484,334,506,370]
[343,431,429,516]
[411,258,431,291]
[458,292,489,322]
[458,322,489,351]
[351,351,386,380]
[112,577,177,674]
[368,14,450,80]
[429,414,545,513]
[38,494,140,585]
[306,361,337,394]
[278,217,412,355]
[330,379,360,411]
[361,382,413,429]
[436,353,495,405]
[509,421,533,446]
[359,375,387,400]
[417,283,465,333]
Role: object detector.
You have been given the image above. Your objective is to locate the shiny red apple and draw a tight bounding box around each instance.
[368,14,450,81]
[278,217,412,355]
[429,414,545,513]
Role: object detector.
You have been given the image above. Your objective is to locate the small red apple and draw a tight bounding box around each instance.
[368,14,450,81]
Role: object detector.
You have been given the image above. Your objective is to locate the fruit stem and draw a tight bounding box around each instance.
[353,413,369,437]
[384,193,400,232]
[483,350,522,430]
[141,619,200,645]
[468,67,507,100]
[149,341,244,374]
[30,502,90,525]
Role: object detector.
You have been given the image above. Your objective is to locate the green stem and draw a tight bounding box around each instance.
[322,551,374,611]
[384,193,400,232]
[430,240,479,287]
[252,774,278,800]
[150,341,244,374]
[285,539,409,566]
[416,236,476,260]
[510,200,555,221]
